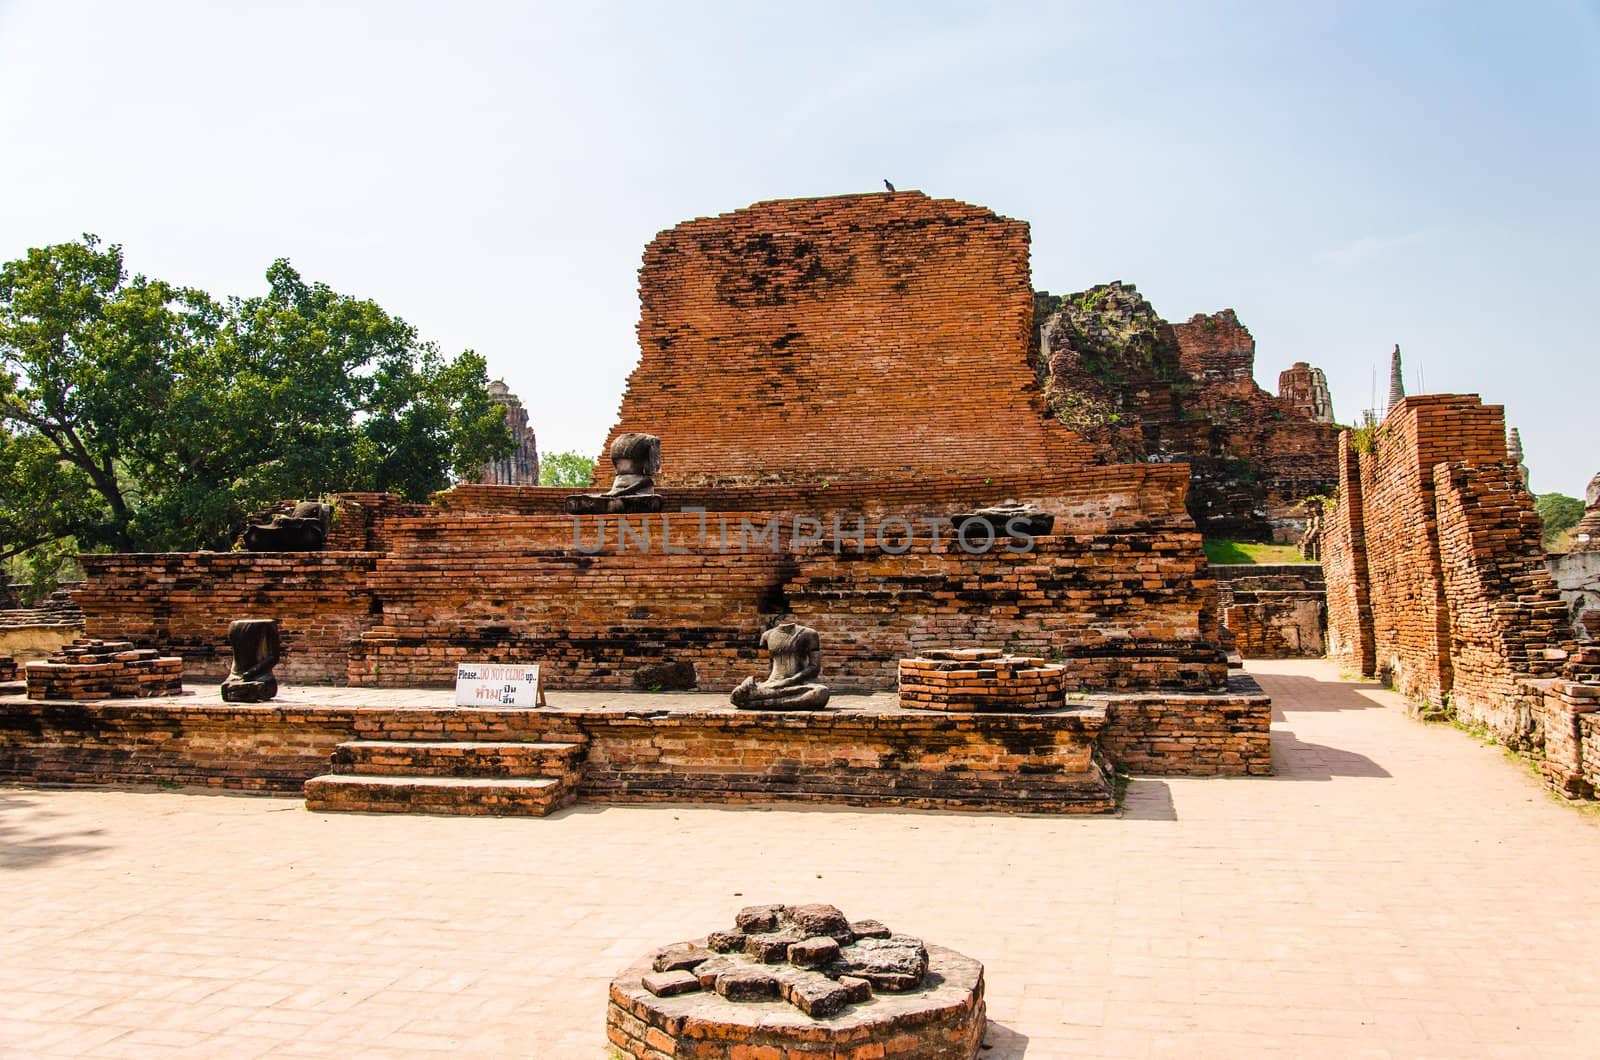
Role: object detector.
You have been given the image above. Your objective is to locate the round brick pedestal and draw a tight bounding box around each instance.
[607,904,986,1059]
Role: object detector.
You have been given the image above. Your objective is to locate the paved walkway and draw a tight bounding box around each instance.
[3,660,1598,1058]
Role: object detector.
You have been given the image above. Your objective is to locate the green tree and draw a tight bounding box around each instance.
[1536,492,1585,552]
[0,236,513,573]
[539,450,596,487]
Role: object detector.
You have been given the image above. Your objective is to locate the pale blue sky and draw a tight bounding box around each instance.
[2,1,1595,496]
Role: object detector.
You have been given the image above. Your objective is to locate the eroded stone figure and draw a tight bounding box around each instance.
[242,501,331,552]
[730,622,830,710]
[220,618,281,702]
[564,433,664,514]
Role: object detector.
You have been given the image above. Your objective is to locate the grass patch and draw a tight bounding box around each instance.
[1203,539,1315,565]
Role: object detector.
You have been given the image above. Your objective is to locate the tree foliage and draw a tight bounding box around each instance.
[539,449,597,488]
[0,236,513,570]
[1536,492,1585,552]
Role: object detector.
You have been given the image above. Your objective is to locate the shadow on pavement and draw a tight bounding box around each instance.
[0,791,109,869]
[982,1021,1030,1057]
[1253,672,1390,721]
[1268,728,1391,781]
[1120,779,1178,821]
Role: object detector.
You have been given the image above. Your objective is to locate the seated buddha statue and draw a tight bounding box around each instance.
[241,501,332,552]
[563,433,664,514]
[730,622,831,710]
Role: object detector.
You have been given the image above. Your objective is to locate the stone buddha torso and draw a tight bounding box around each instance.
[731,622,830,710]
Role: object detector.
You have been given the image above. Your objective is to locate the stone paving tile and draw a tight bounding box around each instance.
[2,659,1599,1058]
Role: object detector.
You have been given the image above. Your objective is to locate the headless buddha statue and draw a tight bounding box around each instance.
[220,618,281,703]
[564,433,664,514]
[730,622,831,710]
[241,501,331,552]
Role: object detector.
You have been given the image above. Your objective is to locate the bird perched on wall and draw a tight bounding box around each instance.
[883,179,895,192]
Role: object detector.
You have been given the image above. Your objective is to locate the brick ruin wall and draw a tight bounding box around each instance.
[76,553,380,683]
[605,192,1093,485]
[1433,461,1572,742]
[786,531,1226,694]
[1533,648,1600,798]
[1357,396,1513,705]
[1212,564,1327,659]
[1322,433,1374,675]
[1323,396,1573,742]
[348,516,788,692]
[73,465,1226,697]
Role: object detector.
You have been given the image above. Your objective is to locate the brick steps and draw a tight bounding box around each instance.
[331,739,582,777]
[305,738,585,816]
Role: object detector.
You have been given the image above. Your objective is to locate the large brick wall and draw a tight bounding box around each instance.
[604,192,1094,485]
[1323,396,1572,728]
[75,553,380,683]
[1434,461,1571,742]
[1357,397,1508,704]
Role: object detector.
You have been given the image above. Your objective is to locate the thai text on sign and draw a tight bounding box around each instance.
[454,663,545,707]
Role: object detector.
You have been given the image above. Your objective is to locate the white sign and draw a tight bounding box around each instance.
[454,663,546,707]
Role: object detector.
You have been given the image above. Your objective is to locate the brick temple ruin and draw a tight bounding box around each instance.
[1035,283,1341,542]
[1,191,1272,812]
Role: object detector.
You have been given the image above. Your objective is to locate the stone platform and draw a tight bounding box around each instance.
[0,676,1270,813]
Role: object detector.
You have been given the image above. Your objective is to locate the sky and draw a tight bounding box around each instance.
[1,1,1596,498]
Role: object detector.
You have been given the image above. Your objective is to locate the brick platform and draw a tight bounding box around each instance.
[24,640,183,701]
[0,687,1121,812]
[608,935,985,1059]
[898,649,1067,711]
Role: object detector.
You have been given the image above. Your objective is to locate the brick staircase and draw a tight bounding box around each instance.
[304,740,584,816]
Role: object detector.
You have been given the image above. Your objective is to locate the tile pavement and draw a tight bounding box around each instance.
[2,659,1598,1058]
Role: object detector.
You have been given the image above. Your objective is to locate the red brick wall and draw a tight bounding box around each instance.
[1433,461,1571,742]
[1323,433,1375,674]
[1322,395,1573,732]
[348,521,789,690]
[603,192,1094,485]
[1358,396,1507,705]
[786,532,1227,693]
[75,553,380,683]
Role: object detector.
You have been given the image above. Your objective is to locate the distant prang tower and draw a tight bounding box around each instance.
[476,380,539,486]
[1388,344,1406,409]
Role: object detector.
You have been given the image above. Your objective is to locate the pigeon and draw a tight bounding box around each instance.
[883,179,895,192]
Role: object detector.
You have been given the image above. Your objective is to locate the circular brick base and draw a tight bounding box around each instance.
[607,943,985,1059]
